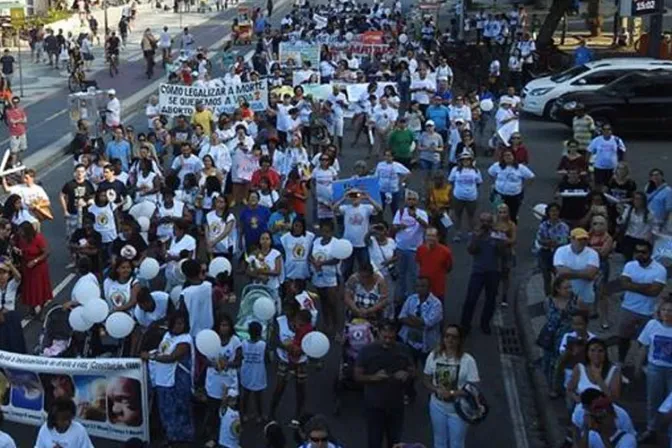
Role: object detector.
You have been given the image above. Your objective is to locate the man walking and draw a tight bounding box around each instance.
[460,212,505,334]
[0,49,15,88]
[416,227,453,301]
[5,96,28,161]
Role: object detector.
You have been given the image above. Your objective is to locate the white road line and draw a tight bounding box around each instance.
[494,309,530,448]
[21,272,76,328]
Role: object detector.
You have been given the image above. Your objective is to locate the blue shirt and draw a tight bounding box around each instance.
[254,17,267,34]
[426,105,451,131]
[574,46,593,66]
[240,205,271,250]
[647,184,672,226]
[398,293,443,353]
[105,140,132,172]
[267,211,296,247]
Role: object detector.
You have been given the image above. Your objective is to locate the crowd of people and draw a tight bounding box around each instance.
[0,0,669,447]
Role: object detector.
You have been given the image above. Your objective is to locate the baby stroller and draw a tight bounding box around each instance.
[333,318,375,415]
[234,284,274,341]
[34,305,75,357]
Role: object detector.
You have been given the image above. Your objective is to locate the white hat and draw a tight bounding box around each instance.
[499,97,513,106]
[108,89,116,95]
[425,120,435,127]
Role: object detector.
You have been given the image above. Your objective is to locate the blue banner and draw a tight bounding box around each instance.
[332,176,380,202]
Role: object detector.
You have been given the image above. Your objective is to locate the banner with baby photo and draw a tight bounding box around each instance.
[0,351,149,442]
[279,42,321,68]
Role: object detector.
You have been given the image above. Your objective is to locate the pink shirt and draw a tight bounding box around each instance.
[5,107,26,137]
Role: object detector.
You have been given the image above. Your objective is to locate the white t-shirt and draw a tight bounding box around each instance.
[393,207,429,251]
[145,103,159,129]
[340,204,375,248]
[0,431,15,448]
[448,167,482,201]
[34,421,93,448]
[281,232,315,280]
[88,202,117,243]
[134,291,169,328]
[375,161,410,193]
[218,407,241,448]
[168,234,196,258]
[206,211,236,254]
[182,281,214,339]
[488,162,535,196]
[588,135,626,170]
[9,184,48,207]
[638,319,672,368]
[368,237,396,277]
[171,154,204,186]
[205,335,243,399]
[410,77,435,105]
[313,166,338,205]
[621,259,667,316]
[423,351,480,414]
[553,244,600,304]
[311,237,338,288]
[248,249,284,290]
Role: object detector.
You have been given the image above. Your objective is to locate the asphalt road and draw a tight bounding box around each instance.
[6,9,672,448]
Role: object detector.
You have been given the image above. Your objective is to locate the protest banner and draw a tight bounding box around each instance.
[158,80,269,117]
[332,175,381,202]
[302,83,332,101]
[0,351,149,442]
[279,42,321,68]
[292,70,321,86]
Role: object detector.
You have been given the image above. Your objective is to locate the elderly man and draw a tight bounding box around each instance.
[393,190,429,303]
[553,228,600,308]
[416,227,453,301]
[105,89,121,129]
[460,212,506,334]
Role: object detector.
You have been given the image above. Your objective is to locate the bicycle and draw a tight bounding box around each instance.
[108,53,119,77]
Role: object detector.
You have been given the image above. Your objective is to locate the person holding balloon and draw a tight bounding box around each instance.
[103,258,140,314]
[203,313,242,447]
[141,312,195,445]
[246,231,284,310]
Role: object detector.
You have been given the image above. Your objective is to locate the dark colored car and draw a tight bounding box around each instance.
[550,70,672,133]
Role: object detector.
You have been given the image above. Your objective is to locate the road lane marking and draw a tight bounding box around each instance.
[21,272,76,328]
[495,309,530,448]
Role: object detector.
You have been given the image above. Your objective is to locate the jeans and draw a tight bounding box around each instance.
[460,271,500,329]
[342,246,370,281]
[396,249,418,303]
[429,398,468,448]
[365,406,404,448]
[646,364,672,430]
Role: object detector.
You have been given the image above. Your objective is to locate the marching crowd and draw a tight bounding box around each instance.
[0,0,668,447]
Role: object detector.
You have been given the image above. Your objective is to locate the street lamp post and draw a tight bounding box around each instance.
[104,0,109,35]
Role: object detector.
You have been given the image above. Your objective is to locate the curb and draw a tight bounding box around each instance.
[514,263,566,448]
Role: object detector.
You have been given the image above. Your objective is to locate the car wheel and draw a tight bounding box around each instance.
[542,100,556,120]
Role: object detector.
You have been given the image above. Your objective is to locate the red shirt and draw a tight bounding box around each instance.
[284,180,307,216]
[251,167,282,191]
[5,107,26,137]
[416,243,453,299]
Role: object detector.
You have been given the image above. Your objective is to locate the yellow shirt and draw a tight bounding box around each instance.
[429,184,452,211]
[192,109,214,135]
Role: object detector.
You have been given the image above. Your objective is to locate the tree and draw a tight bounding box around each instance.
[536,0,573,49]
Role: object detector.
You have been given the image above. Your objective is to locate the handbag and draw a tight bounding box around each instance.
[535,320,556,351]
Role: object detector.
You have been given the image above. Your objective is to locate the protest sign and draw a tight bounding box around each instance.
[497,119,520,145]
[0,351,149,442]
[293,70,321,86]
[302,84,332,101]
[158,80,269,117]
[332,175,381,202]
[279,42,321,68]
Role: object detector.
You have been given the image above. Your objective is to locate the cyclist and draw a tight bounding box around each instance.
[70,46,85,81]
[105,31,121,75]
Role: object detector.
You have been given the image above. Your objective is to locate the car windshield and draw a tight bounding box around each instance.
[599,73,645,94]
[550,65,590,83]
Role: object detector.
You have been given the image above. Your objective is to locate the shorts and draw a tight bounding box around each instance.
[9,134,27,153]
[617,308,650,340]
[276,359,307,382]
[331,117,344,138]
[452,198,477,216]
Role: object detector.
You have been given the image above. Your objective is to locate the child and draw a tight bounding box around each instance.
[240,321,268,423]
[218,391,241,448]
[290,309,313,364]
[212,271,236,313]
[258,177,280,209]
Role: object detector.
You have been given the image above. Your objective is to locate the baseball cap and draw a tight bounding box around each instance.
[426,120,435,127]
[570,228,589,239]
[108,89,116,95]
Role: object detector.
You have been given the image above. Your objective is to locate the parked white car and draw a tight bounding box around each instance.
[521,58,672,118]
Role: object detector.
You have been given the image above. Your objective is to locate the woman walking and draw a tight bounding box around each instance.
[16,221,52,317]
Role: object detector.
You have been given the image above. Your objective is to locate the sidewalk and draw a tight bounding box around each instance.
[521,255,672,447]
[10,0,293,172]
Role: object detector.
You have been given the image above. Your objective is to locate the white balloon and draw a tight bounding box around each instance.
[105,312,136,339]
[332,239,354,260]
[139,258,160,280]
[129,202,156,220]
[71,278,100,305]
[480,99,494,112]
[345,31,354,41]
[252,297,276,321]
[208,257,232,277]
[170,286,183,307]
[399,33,408,44]
[83,299,109,324]
[532,203,548,221]
[68,307,92,332]
[195,329,221,358]
[301,331,330,359]
[137,216,150,232]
